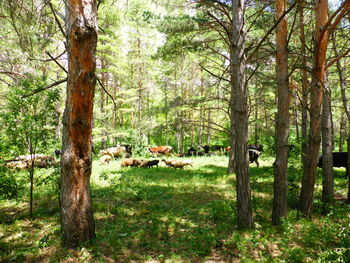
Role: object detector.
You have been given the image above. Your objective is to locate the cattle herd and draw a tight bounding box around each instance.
[96,144,264,169]
[3,142,349,171]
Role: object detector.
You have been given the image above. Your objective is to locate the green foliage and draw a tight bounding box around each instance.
[1,75,59,157]
[0,167,21,199]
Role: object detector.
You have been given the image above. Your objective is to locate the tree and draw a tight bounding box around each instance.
[60,0,97,247]
[299,0,350,218]
[231,0,252,229]
[272,0,290,225]
[1,76,59,217]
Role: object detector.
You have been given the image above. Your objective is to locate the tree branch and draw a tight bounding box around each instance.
[247,0,299,62]
[22,78,67,98]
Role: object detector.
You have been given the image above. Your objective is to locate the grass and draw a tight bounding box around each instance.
[0,155,349,262]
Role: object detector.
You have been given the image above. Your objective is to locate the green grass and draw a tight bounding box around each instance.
[0,155,349,262]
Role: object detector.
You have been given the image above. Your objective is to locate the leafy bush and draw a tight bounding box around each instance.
[317,248,350,263]
[0,168,20,199]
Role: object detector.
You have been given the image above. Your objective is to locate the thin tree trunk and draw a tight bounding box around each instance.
[273,0,290,225]
[61,0,97,247]
[339,114,345,152]
[29,164,34,217]
[321,74,334,203]
[231,0,252,229]
[299,0,329,218]
[207,109,211,145]
[300,0,309,168]
[295,107,300,144]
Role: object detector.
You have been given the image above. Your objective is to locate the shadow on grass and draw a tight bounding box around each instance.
[2,161,348,262]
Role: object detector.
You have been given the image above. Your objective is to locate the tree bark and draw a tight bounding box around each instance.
[321,74,334,203]
[339,114,345,152]
[231,0,252,229]
[299,0,329,218]
[300,0,309,168]
[61,0,97,248]
[273,0,290,225]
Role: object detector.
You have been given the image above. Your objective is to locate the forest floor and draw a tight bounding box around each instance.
[0,155,349,262]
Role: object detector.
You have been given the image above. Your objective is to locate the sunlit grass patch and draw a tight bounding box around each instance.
[1,155,349,262]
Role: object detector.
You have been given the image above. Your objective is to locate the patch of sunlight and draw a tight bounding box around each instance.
[254,192,272,199]
[4,232,23,242]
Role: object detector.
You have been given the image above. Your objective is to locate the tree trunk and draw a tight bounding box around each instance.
[273,0,290,225]
[29,165,34,217]
[207,108,211,145]
[231,0,252,229]
[300,0,309,168]
[321,74,334,203]
[299,0,329,218]
[333,32,350,203]
[295,107,300,144]
[339,114,345,152]
[61,0,97,248]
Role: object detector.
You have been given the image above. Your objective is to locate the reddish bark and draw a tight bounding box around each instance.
[273,0,290,225]
[60,0,97,247]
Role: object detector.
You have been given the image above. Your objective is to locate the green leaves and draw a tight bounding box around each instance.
[0,75,59,157]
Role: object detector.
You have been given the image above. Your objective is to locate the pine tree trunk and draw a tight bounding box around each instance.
[321,74,334,203]
[273,0,290,225]
[60,0,97,248]
[299,0,329,218]
[339,115,345,152]
[300,1,309,168]
[231,0,252,229]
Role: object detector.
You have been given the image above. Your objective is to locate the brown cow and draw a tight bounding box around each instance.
[171,161,192,169]
[100,146,126,158]
[121,158,140,167]
[149,146,173,155]
[100,155,112,165]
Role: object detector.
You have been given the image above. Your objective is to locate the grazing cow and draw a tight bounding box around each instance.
[113,144,133,155]
[248,144,264,152]
[149,146,173,155]
[318,152,348,169]
[5,154,56,169]
[187,147,197,156]
[162,159,176,167]
[140,159,160,168]
[100,155,112,165]
[225,146,231,155]
[199,145,210,154]
[170,160,193,169]
[121,158,142,167]
[249,149,261,167]
[162,159,193,168]
[210,145,225,153]
[100,146,126,158]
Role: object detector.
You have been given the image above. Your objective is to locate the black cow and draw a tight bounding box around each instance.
[249,149,261,167]
[199,145,210,154]
[140,159,160,168]
[318,152,348,168]
[248,144,263,152]
[187,147,197,156]
[210,145,225,152]
[54,149,61,158]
